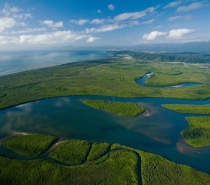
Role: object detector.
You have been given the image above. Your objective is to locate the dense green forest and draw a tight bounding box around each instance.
[111,50,210,63]
[182,117,210,147]
[0,134,210,185]
[162,104,210,114]
[2,134,57,157]
[83,100,146,117]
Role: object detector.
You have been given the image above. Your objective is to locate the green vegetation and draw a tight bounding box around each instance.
[140,150,210,185]
[87,142,110,161]
[111,144,210,185]
[162,105,210,147]
[112,50,210,63]
[1,51,210,110]
[1,52,210,183]
[0,134,210,184]
[162,104,210,114]
[49,140,90,165]
[0,150,139,185]
[2,134,56,157]
[182,117,210,147]
[83,100,146,117]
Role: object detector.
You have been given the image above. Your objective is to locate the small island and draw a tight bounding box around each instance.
[162,104,210,147]
[83,100,146,117]
[182,117,210,147]
[162,104,210,114]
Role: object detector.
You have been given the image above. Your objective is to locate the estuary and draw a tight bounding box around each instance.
[0,95,210,174]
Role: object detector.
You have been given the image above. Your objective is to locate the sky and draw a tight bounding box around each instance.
[0,0,209,49]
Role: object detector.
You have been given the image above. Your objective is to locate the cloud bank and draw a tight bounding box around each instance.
[143,29,196,41]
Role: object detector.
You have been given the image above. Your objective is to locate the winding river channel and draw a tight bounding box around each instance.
[136,72,203,88]
[0,73,210,174]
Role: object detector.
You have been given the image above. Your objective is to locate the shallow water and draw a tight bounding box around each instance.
[0,96,210,174]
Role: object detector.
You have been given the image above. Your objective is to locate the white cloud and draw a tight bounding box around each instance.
[70,19,89,25]
[168,15,191,21]
[97,9,102,13]
[1,3,21,16]
[108,4,115,10]
[141,19,155,25]
[164,1,181,8]
[114,7,155,22]
[90,19,105,24]
[1,3,31,20]
[143,28,196,41]
[0,30,100,45]
[143,31,167,41]
[168,29,195,39]
[86,21,139,33]
[85,7,156,35]
[74,35,87,40]
[77,19,89,26]
[85,28,95,33]
[19,22,27,27]
[9,6,21,13]
[13,13,32,19]
[19,31,87,44]
[41,20,63,28]
[86,36,100,43]
[0,17,16,33]
[129,21,140,26]
[86,24,126,33]
[177,2,203,12]
[0,36,18,44]
[10,28,46,34]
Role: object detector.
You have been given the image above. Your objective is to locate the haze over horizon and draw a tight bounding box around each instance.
[0,0,209,49]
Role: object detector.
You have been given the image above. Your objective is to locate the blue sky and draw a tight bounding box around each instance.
[0,0,209,48]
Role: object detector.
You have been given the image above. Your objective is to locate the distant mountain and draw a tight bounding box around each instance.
[111,50,210,63]
[131,42,210,53]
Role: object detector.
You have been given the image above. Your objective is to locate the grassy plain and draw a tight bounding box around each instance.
[2,134,56,157]
[162,104,210,114]
[1,134,210,185]
[84,100,145,117]
[1,53,210,110]
[182,117,210,147]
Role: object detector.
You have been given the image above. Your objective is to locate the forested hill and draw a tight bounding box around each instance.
[111,50,210,63]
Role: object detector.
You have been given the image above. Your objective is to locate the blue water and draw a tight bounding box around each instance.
[0,96,210,174]
[136,72,203,88]
[0,50,110,76]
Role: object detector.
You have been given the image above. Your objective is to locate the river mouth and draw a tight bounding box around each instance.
[136,72,203,88]
[0,95,210,174]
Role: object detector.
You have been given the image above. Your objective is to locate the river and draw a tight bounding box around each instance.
[0,56,210,174]
[0,95,210,174]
